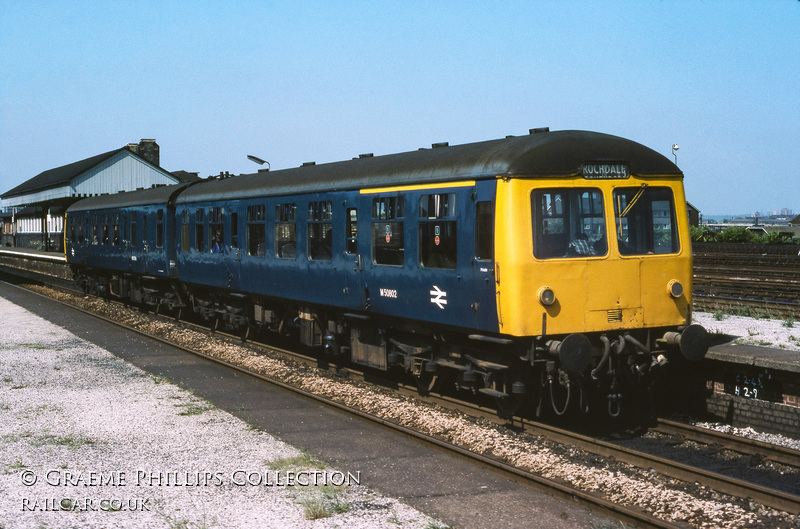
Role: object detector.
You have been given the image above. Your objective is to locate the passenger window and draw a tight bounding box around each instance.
[156,209,164,249]
[102,214,110,245]
[230,212,238,249]
[371,196,404,266]
[181,210,190,252]
[419,193,457,269]
[308,201,332,261]
[247,205,266,257]
[92,215,99,245]
[532,188,607,259]
[113,214,121,246]
[209,207,224,253]
[195,209,204,251]
[346,208,358,254]
[130,212,137,247]
[275,203,297,258]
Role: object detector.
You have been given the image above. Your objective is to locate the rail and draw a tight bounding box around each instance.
[692,245,800,317]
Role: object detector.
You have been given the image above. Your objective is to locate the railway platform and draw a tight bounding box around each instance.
[0,247,71,285]
[704,342,800,437]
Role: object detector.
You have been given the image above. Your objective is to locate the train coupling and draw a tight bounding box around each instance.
[659,324,709,361]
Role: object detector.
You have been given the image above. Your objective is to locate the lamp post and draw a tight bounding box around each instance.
[672,144,679,164]
[247,155,270,171]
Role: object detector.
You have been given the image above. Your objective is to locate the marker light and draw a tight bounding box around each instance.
[538,287,556,306]
[667,280,684,298]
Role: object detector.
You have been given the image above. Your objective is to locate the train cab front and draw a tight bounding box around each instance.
[492,167,708,417]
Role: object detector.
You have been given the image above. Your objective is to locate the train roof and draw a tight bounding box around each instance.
[175,130,682,204]
[66,183,192,213]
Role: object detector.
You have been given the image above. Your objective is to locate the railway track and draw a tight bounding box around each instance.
[692,248,800,317]
[652,418,800,469]
[5,274,800,527]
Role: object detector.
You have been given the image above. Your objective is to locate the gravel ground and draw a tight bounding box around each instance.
[0,297,442,529]
[693,311,800,352]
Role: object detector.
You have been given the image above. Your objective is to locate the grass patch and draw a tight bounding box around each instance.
[783,318,795,328]
[4,460,27,473]
[269,450,350,520]
[267,450,325,471]
[26,404,61,413]
[158,509,215,529]
[738,338,773,347]
[298,493,328,519]
[35,434,96,448]
[3,432,96,448]
[150,374,170,384]
[296,484,351,520]
[174,401,215,416]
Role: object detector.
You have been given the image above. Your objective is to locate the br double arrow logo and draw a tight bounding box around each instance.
[429,285,447,309]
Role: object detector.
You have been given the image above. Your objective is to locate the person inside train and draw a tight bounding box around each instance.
[567,232,595,256]
[211,229,225,253]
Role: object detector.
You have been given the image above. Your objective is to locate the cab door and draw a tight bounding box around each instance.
[471,182,499,332]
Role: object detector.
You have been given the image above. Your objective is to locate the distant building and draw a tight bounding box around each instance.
[686,202,700,227]
[0,139,199,250]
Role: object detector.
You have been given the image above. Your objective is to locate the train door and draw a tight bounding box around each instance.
[343,203,366,310]
[471,182,498,332]
[225,211,242,289]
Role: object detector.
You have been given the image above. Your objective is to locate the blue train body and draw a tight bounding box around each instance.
[65,130,706,418]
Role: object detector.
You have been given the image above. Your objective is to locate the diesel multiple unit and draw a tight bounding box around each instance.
[65,129,708,418]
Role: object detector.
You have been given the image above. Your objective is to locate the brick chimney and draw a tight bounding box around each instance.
[137,139,160,167]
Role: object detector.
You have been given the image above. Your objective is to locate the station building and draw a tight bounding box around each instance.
[0,139,198,251]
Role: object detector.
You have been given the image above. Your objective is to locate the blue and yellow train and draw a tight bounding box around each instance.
[65,129,707,418]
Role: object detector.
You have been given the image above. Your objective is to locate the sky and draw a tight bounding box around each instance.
[1,1,798,217]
